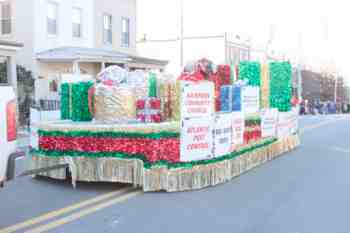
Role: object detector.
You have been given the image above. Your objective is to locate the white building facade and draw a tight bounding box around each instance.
[0,0,95,72]
[0,0,165,100]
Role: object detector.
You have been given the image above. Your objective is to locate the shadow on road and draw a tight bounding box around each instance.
[31,175,131,192]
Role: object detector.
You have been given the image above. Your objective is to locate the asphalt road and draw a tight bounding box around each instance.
[1,114,350,233]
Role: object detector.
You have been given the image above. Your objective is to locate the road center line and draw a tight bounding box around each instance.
[24,190,143,233]
[300,116,349,133]
[0,187,134,233]
[330,147,350,153]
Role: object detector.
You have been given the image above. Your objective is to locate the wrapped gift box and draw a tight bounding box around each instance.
[209,65,231,112]
[136,98,162,123]
[60,81,94,122]
[94,84,136,123]
[158,74,178,122]
[220,85,242,112]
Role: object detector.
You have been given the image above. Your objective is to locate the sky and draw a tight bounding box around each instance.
[137,0,350,79]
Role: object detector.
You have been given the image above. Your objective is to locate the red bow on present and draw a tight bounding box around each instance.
[178,71,205,82]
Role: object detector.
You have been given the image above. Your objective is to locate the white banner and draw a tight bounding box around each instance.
[30,127,39,150]
[277,112,290,138]
[261,108,278,138]
[181,81,215,119]
[180,117,213,162]
[242,86,260,115]
[30,108,41,125]
[213,113,232,158]
[277,109,299,138]
[40,110,60,122]
[291,107,299,134]
[231,112,245,150]
[30,108,60,124]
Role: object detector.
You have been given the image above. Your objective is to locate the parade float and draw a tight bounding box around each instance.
[30,60,300,192]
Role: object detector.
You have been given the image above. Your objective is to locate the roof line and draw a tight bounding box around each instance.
[0,40,23,48]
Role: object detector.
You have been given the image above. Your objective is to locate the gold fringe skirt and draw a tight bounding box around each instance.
[31,134,300,192]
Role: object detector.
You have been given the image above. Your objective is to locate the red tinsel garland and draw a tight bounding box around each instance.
[39,136,180,162]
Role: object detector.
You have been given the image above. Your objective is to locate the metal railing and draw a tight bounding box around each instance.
[31,99,60,111]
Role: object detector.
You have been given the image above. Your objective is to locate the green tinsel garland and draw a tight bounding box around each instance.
[154,138,277,170]
[245,116,261,127]
[148,72,157,97]
[269,62,292,112]
[60,83,70,120]
[239,61,261,86]
[60,82,94,121]
[38,130,180,139]
[31,138,277,170]
[71,82,94,122]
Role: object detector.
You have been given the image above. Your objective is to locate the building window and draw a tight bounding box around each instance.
[121,17,130,47]
[103,14,112,44]
[72,8,82,38]
[47,1,58,35]
[1,3,11,35]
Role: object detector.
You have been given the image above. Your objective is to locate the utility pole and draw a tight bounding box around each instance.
[297,63,303,102]
[265,24,275,61]
[334,68,338,103]
[224,32,228,64]
[297,32,303,102]
[323,17,337,103]
[179,0,184,69]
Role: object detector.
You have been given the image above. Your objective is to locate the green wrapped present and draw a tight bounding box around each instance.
[148,72,158,97]
[239,61,261,86]
[269,62,292,112]
[60,81,94,121]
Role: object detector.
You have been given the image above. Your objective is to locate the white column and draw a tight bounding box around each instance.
[179,0,184,69]
[73,61,80,75]
[7,55,18,97]
[101,62,106,71]
[7,55,19,124]
[224,32,228,64]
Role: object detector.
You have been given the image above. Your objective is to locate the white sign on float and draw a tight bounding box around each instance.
[241,86,260,115]
[277,110,298,138]
[213,113,232,158]
[277,112,290,138]
[180,117,213,162]
[30,127,39,150]
[181,81,215,119]
[231,112,245,151]
[30,108,40,125]
[291,107,299,134]
[30,108,61,123]
[261,108,278,138]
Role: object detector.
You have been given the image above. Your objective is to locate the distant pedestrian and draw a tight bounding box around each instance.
[337,102,341,114]
[309,100,315,115]
[305,99,309,114]
[327,101,332,114]
[323,102,328,114]
[316,100,322,114]
[291,96,298,107]
[300,100,305,115]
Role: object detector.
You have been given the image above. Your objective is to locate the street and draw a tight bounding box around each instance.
[1,114,350,233]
